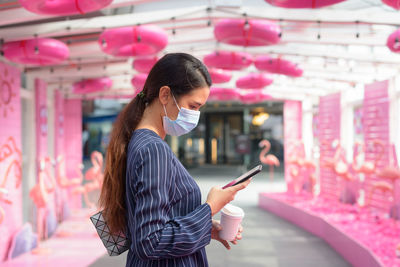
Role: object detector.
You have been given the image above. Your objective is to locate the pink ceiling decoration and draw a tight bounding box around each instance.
[131,73,148,90]
[382,0,400,9]
[132,56,159,73]
[236,73,273,89]
[214,19,281,47]
[72,77,112,94]
[99,25,168,57]
[264,0,347,8]
[208,87,240,101]
[3,38,69,66]
[240,91,272,104]
[255,56,303,77]
[204,51,253,70]
[387,29,400,53]
[18,0,113,15]
[208,68,232,84]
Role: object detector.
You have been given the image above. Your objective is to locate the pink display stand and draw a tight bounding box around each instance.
[63,99,82,210]
[259,193,386,267]
[0,62,22,262]
[319,93,341,200]
[363,81,391,211]
[284,101,303,193]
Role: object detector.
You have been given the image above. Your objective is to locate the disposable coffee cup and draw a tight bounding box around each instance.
[219,204,244,241]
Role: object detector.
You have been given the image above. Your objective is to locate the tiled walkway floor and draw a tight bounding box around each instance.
[90,165,351,267]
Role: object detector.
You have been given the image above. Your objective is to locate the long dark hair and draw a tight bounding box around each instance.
[99,53,212,234]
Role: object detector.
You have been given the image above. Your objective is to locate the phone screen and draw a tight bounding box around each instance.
[222,164,262,189]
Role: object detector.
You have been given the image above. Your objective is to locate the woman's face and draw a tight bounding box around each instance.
[164,86,210,120]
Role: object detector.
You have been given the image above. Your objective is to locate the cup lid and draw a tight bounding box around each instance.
[222,204,244,217]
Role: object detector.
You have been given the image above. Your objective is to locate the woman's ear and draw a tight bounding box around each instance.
[159,86,171,105]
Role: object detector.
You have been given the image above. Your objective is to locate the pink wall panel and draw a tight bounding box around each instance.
[284,100,302,194]
[0,62,22,261]
[318,93,341,200]
[363,80,390,211]
[54,90,65,165]
[64,99,82,209]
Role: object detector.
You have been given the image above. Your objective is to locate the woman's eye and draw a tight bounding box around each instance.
[190,105,197,109]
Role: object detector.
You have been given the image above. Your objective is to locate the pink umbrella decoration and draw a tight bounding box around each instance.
[387,29,400,53]
[3,38,69,66]
[99,25,168,57]
[240,91,272,104]
[255,56,303,77]
[131,73,148,90]
[382,0,400,9]
[18,0,113,15]
[208,87,240,101]
[204,51,253,70]
[264,0,347,8]
[133,56,159,73]
[214,19,281,47]
[236,73,273,89]
[209,68,232,84]
[72,77,112,94]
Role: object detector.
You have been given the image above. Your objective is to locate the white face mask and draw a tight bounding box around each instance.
[163,94,200,136]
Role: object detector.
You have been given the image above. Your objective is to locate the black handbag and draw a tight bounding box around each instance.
[90,211,131,256]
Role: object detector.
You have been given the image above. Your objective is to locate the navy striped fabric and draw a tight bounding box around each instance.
[125,129,212,267]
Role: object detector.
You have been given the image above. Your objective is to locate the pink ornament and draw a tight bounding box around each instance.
[99,25,168,57]
[214,19,281,47]
[236,73,273,89]
[255,56,303,77]
[240,91,272,104]
[264,0,346,8]
[387,29,400,53]
[18,0,112,15]
[208,87,240,101]
[3,38,69,66]
[131,73,148,90]
[133,56,159,73]
[209,68,232,84]
[382,0,400,9]
[72,77,112,94]
[204,51,253,70]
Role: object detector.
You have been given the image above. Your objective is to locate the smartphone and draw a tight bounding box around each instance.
[222,164,263,189]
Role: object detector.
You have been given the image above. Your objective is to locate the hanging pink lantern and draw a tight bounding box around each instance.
[264,0,346,8]
[18,0,113,15]
[3,38,69,66]
[255,56,303,77]
[236,73,273,89]
[382,0,400,9]
[131,73,148,90]
[209,68,232,84]
[133,56,159,73]
[99,25,168,57]
[240,91,272,104]
[73,77,112,94]
[204,51,253,70]
[214,19,281,47]
[387,29,400,53]
[208,87,240,101]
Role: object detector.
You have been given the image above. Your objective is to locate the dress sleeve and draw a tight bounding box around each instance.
[127,142,212,261]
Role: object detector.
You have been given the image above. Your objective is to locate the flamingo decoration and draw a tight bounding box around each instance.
[29,158,56,254]
[72,151,104,208]
[0,187,12,224]
[259,140,280,181]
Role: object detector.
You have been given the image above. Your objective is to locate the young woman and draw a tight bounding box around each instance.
[99,53,250,266]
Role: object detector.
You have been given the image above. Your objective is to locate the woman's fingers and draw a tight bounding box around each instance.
[238,224,243,233]
[219,239,231,250]
[230,179,251,192]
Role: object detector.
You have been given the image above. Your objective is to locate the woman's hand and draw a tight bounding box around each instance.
[206,179,251,216]
[211,220,243,250]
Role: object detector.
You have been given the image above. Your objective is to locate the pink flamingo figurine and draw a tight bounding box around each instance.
[72,151,104,208]
[29,159,56,254]
[259,140,280,181]
[352,140,384,176]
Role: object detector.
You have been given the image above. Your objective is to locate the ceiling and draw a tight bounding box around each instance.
[0,0,399,101]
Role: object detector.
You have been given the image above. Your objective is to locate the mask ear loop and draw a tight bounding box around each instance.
[172,93,181,111]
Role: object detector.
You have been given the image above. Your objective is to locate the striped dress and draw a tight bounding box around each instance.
[125,129,212,267]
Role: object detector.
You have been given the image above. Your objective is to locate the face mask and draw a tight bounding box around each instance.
[163,94,200,136]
